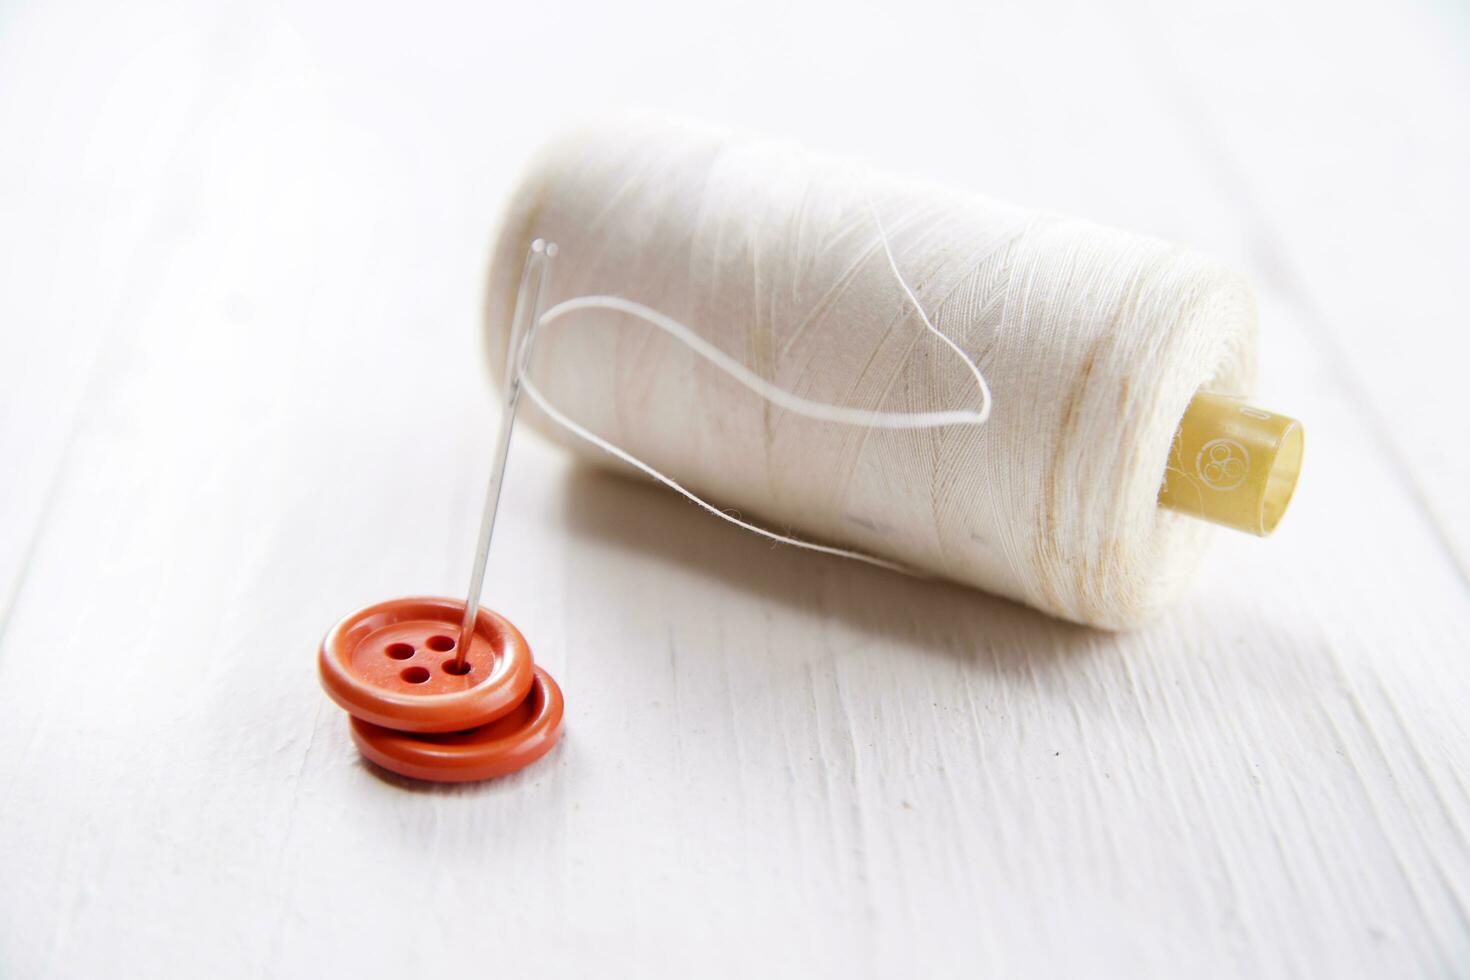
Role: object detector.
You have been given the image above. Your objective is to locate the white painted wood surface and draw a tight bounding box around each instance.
[2,0,1468,976]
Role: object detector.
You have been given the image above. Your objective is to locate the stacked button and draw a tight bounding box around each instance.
[318,596,564,782]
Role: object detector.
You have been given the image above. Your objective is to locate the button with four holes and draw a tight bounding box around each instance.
[318,596,563,781]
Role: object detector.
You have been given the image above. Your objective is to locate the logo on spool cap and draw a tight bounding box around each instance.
[1196,439,1249,491]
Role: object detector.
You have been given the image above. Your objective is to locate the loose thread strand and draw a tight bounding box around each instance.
[519,209,990,573]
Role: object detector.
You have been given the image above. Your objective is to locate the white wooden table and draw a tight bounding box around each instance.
[3,0,1468,976]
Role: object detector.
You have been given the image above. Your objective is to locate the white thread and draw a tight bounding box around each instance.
[538,293,989,430]
[865,198,992,426]
[486,119,1258,627]
[518,201,990,573]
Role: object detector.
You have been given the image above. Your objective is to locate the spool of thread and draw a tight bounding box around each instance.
[484,119,1296,629]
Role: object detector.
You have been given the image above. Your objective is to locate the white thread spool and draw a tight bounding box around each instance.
[485,120,1256,628]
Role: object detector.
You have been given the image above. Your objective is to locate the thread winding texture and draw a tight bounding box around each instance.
[485,120,1257,628]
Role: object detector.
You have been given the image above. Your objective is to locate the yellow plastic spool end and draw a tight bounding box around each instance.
[1159,392,1304,536]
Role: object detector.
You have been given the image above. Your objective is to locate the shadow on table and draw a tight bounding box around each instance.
[555,462,1111,674]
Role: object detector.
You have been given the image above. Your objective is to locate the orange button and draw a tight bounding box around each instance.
[350,667,565,782]
[318,596,535,734]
